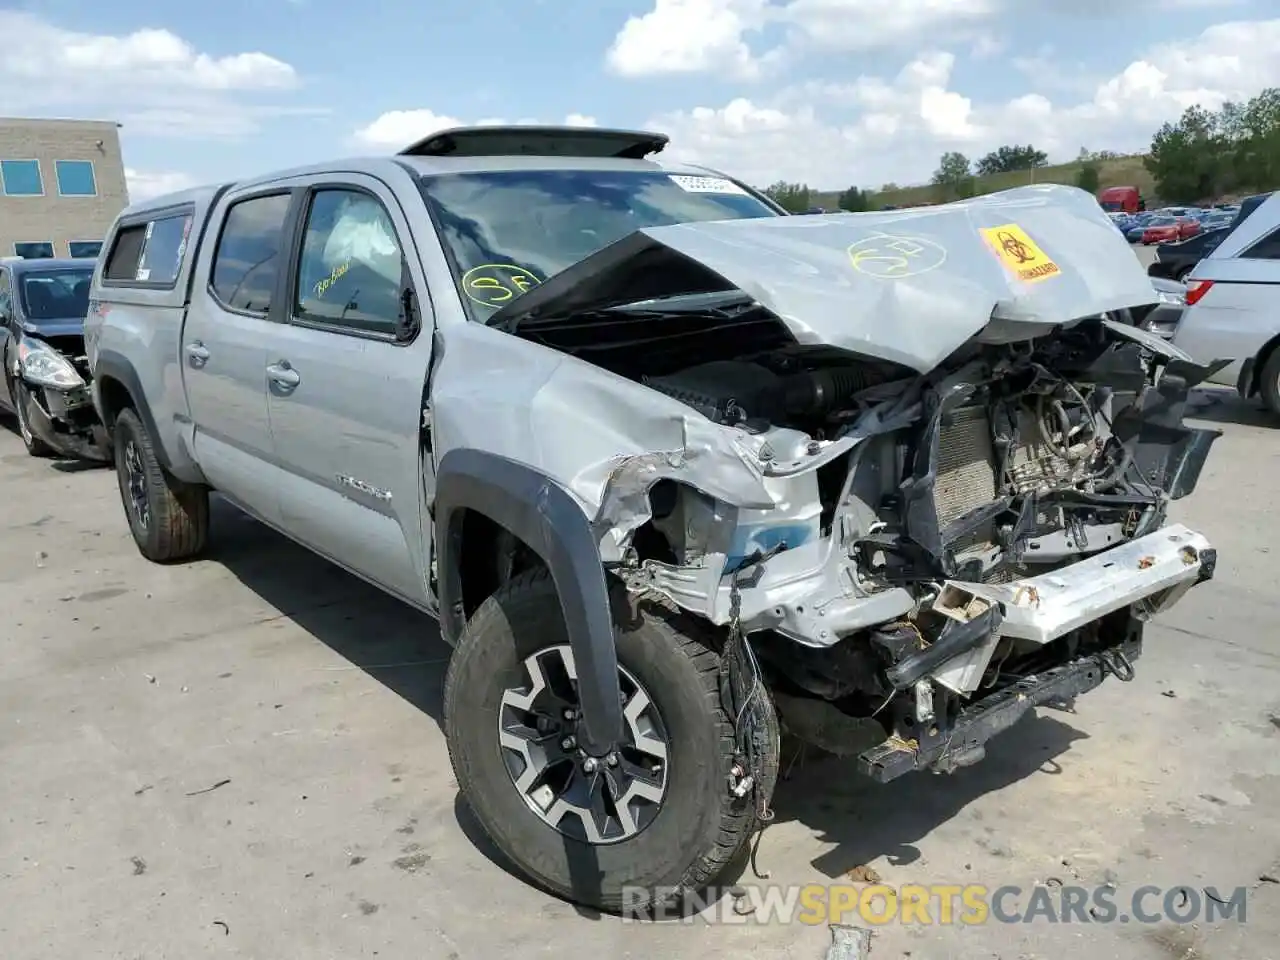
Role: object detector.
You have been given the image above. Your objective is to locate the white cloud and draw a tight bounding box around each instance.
[605,0,771,79]
[125,168,199,203]
[0,12,295,92]
[778,0,997,51]
[604,0,998,77]
[650,17,1280,189]
[352,111,603,150]
[0,12,307,140]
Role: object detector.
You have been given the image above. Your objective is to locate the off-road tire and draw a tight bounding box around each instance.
[113,406,209,562]
[444,568,777,913]
[1259,349,1280,419]
[7,378,55,457]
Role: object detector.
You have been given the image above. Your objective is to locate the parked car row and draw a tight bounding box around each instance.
[0,142,1231,916]
[1147,192,1273,282]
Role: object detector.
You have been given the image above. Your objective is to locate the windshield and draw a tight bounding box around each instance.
[419,169,779,320]
[1149,218,1175,226]
[18,268,93,321]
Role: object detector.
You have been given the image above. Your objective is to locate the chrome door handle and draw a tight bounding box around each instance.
[185,341,210,367]
[266,361,300,391]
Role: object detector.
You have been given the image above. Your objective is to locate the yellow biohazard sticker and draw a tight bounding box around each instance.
[980,223,1061,284]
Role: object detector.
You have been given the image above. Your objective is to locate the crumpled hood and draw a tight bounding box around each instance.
[20,318,85,339]
[490,184,1163,373]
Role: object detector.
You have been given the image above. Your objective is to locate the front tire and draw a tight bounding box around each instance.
[113,406,209,562]
[444,569,776,913]
[10,380,55,457]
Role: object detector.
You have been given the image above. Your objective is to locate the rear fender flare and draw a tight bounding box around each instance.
[93,349,205,484]
[434,448,623,754]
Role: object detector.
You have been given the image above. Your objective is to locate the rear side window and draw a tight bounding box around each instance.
[210,193,292,314]
[1243,229,1280,261]
[103,212,193,286]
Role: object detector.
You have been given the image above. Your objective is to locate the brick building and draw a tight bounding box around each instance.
[0,117,129,260]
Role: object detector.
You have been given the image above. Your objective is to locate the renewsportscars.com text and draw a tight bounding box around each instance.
[621,883,1249,926]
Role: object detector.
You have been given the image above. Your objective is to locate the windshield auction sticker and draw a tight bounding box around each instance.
[668,175,748,195]
[461,264,542,306]
[980,223,1061,283]
[846,233,947,279]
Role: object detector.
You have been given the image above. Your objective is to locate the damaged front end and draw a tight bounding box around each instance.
[14,329,109,461]
[491,185,1224,784]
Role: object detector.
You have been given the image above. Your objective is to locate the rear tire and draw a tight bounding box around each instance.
[444,569,777,913]
[1259,350,1280,418]
[113,406,209,562]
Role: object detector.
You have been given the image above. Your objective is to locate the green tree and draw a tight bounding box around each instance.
[837,185,869,212]
[1144,104,1228,203]
[975,144,1048,176]
[764,180,812,213]
[931,152,974,200]
[1075,162,1101,194]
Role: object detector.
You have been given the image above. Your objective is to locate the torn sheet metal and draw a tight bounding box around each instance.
[826,924,873,960]
[489,184,1162,372]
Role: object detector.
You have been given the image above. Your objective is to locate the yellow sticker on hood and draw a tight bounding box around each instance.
[980,223,1061,283]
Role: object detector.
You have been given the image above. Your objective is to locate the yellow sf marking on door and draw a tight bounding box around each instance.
[980,223,1061,284]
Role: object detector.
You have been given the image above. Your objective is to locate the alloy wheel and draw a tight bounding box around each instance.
[122,439,151,530]
[498,644,670,845]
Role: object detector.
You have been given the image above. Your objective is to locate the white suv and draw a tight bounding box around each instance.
[1172,192,1280,413]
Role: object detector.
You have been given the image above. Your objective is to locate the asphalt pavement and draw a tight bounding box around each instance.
[2,245,1277,960]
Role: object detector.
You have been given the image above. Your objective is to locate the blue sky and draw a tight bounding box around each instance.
[0,0,1276,200]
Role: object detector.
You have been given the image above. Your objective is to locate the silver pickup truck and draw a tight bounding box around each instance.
[84,126,1223,913]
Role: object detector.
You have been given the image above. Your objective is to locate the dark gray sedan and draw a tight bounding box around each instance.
[0,257,109,460]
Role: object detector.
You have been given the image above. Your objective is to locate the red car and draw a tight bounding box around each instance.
[1142,216,1201,244]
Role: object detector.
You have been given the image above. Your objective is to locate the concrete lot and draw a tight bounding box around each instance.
[3,243,1278,960]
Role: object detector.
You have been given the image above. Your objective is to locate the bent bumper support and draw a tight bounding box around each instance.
[952,523,1214,644]
[860,627,1143,783]
[435,449,623,756]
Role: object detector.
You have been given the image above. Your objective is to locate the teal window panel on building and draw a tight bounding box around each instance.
[55,160,97,196]
[1,159,44,196]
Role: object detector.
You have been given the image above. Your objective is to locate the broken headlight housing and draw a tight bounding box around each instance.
[17,337,84,389]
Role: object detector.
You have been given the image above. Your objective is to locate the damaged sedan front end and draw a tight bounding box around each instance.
[488,184,1223,783]
[1,259,108,461]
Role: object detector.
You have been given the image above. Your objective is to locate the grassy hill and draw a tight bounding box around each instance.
[813,154,1156,210]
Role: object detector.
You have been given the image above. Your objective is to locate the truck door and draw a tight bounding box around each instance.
[180,188,296,525]
[260,174,433,606]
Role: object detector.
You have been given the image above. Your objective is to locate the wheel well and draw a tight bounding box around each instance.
[1246,333,1280,397]
[455,509,543,618]
[96,375,134,431]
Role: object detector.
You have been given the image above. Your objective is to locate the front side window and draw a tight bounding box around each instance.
[419,169,778,321]
[102,212,192,285]
[293,189,405,336]
[210,193,292,313]
[18,268,94,320]
[14,241,54,259]
[55,160,97,197]
[69,241,102,259]
[1,159,43,196]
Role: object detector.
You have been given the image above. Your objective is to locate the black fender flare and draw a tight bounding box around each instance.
[94,349,204,484]
[435,448,622,755]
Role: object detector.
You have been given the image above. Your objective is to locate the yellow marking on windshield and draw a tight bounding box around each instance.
[462,264,542,306]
